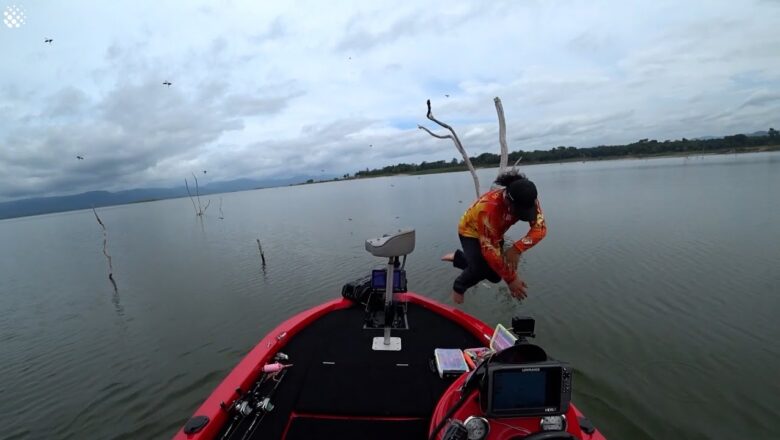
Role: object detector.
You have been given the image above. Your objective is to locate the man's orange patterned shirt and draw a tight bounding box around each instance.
[458,189,546,283]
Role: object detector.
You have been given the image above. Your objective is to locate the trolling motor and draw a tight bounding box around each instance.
[365,229,415,351]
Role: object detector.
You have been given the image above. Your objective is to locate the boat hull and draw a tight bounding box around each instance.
[175,293,604,439]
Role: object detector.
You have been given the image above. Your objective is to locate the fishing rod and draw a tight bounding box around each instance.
[238,366,289,440]
[218,353,291,440]
[218,380,266,440]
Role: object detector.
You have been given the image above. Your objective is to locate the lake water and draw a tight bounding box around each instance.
[1,152,779,439]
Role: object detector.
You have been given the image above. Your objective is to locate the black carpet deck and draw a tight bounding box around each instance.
[221,302,482,439]
[284,417,429,440]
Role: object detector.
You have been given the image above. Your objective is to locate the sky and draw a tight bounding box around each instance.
[1,0,779,201]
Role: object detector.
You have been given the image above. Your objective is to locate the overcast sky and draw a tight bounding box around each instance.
[1,0,779,201]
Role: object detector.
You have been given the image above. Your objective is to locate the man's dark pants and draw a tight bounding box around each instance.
[452,235,501,294]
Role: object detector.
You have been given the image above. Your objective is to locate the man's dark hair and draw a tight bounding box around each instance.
[497,170,538,221]
[494,170,527,187]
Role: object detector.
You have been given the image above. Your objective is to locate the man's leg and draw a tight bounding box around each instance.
[485,271,502,283]
[442,250,468,270]
[446,244,470,303]
[453,265,482,303]
[443,234,472,270]
[460,236,501,282]
[451,236,497,303]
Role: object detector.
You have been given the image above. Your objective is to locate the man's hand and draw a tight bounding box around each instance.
[505,247,521,269]
[507,277,527,300]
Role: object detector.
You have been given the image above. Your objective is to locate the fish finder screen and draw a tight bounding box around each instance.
[492,370,548,410]
[371,269,404,290]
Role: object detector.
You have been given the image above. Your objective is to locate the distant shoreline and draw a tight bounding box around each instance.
[336,145,779,180]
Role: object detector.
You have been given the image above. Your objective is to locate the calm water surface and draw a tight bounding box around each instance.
[1,153,779,439]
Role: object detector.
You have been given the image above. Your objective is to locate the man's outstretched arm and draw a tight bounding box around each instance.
[476,210,518,283]
[513,200,547,254]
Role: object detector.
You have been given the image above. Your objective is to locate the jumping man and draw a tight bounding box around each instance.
[443,171,547,304]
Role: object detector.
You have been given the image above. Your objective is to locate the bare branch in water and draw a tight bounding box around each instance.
[192,173,203,215]
[513,156,523,169]
[219,197,224,219]
[185,175,211,216]
[185,178,199,216]
[92,207,117,292]
[419,99,480,198]
[256,238,266,266]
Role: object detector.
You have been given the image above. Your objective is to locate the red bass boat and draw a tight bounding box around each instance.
[175,229,606,440]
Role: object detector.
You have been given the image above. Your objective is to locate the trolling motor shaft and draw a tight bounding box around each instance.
[365,229,415,352]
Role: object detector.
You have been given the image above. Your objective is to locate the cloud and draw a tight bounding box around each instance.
[43,87,90,118]
[249,17,287,43]
[0,65,301,199]
[1,0,780,201]
[738,91,780,109]
[336,13,429,52]
[224,90,304,117]
[335,3,496,52]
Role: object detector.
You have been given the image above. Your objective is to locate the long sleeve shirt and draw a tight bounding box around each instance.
[457,189,547,283]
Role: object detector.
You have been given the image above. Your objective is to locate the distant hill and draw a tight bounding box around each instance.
[0,175,314,220]
[696,131,768,140]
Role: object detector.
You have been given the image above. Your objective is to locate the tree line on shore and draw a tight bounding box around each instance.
[354,128,779,178]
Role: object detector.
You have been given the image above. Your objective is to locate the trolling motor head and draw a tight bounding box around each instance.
[365,229,416,258]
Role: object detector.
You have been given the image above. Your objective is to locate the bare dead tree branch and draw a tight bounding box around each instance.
[192,173,203,215]
[417,125,451,140]
[256,238,266,266]
[92,207,117,292]
[185,174,211,216]
[185,178,199,216]
[495,97,508,175]
[418,99,481,198]
[513,156,524,169]
[218,197,224,219]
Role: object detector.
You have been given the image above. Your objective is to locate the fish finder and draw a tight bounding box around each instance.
[483,361,572,417]
[479,343,572,418]
[370,268,407,292]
